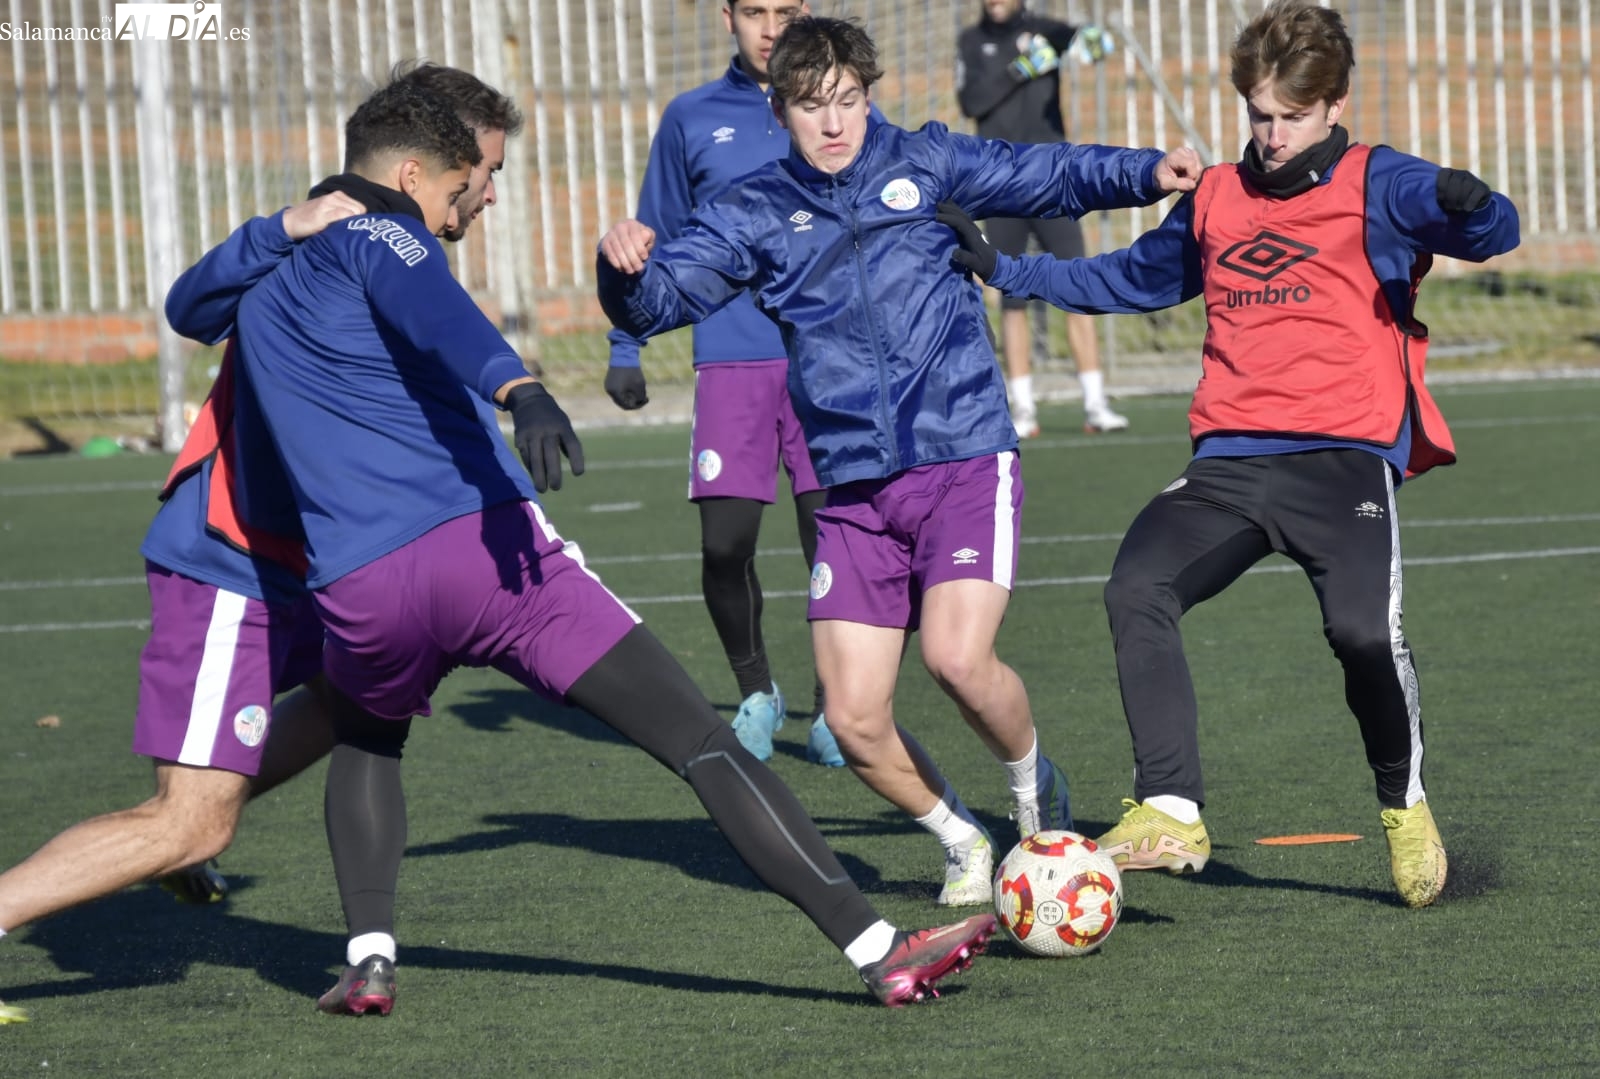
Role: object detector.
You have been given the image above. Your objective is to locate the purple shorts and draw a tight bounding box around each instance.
[688,360,821,502]
[313,500,641,720]
[807,452,1024,630]
[132,562,323,776]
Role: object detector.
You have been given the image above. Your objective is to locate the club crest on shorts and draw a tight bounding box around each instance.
[233,704,268,747]
[696,448,723,483]
[879,178,921,211]
[809,561,833,600]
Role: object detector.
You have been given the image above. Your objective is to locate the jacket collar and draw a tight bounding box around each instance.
[723,56,770,97]
[307,172,427,224]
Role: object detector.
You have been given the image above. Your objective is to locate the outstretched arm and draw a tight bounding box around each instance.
[596,208,758,341]
[365,246,583,492]
[165,192,364,342]
[1370,154,1520,262]
[938,198,1202,315]
[941,128,1201,221]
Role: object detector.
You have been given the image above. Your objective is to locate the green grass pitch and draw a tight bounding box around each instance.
[1,380,1597,1076]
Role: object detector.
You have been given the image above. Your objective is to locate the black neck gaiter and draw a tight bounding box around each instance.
[306,172,427,224]
[1240,124,1349,199]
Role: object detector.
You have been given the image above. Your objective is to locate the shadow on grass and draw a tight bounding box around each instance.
[448,687,630,743]
[403,809,895,900]
[1117,834,1498,907]
[4,886,867,1008]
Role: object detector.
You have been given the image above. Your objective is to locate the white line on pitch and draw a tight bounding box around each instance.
[4,545,1594,631]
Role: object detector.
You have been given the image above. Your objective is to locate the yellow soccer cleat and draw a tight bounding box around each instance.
[1096,798,1211,874]
[0,998,29,1024]
[1381,801,1447,908]
[157,859,229,904]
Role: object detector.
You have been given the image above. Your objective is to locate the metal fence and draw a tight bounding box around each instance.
[2,0,1596,435]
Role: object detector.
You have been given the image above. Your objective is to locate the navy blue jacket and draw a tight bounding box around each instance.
[607,59,791,368]
[598,117,1165,487]
[170,208,536,588]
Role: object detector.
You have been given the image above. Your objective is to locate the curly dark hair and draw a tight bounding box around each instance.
[342,80,483,173]
[389,60,524,137]
[1230,0,1355,107]
[768,16,883,105]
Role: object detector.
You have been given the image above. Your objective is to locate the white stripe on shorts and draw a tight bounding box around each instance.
[992,450,1017,587]
[177,588,249,766]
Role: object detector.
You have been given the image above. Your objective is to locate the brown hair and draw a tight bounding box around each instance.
[768,16,883,104]
[344,81,481,173]
[1230,0,1354,107]
[390,60,524,137]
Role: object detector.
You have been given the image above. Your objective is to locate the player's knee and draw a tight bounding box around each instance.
[920,643,985,695]
[1323,616,1394,667]
[1104,569,1170,624]
[701,530,756,575]
[147,786,243,864]
[678,721,751,780]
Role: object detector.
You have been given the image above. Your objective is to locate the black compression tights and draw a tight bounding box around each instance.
[700,492,826,705]
[323,708,411,941]
[566,625,877,949]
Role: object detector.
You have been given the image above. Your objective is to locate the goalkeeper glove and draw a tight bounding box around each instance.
[1009,33,1060,80]
[1068,25,1115,65]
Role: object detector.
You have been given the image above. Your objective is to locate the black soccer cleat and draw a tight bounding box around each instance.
[317,954,397,1016]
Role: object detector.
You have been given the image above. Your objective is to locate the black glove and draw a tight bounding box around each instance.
[1436,168,1491,214]
[506,382,585,492]
[935,200,997,282]
[604,364,649,410]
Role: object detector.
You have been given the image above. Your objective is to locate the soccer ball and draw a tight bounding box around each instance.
[994,830,1123,957]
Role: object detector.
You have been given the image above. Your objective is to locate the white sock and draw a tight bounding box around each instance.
[1003,732,1041,804]
[347,932,397,965]
[1008,374,1035,413]
[0,926,7,939]
[1146,794,1201,824]
[843,919,898,969]
[914,784,983,850]
[1079,369,1106,412]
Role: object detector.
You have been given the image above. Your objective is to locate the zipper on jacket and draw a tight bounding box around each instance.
[837,176,901,475]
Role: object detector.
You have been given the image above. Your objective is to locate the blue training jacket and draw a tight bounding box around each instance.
[607,59,791,369]
[170,207,537,589]
[598,117,1166,487]
[149,210,307,605]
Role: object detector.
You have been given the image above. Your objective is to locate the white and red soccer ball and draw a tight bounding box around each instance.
[995,830,1123,957]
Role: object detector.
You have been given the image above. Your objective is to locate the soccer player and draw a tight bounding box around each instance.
[0,64,524,1026]
[604,0,841,767]
[936,0,1520,907]
[598,16,1201,908]
[956,0,1126,437]
[174,78,997,1010]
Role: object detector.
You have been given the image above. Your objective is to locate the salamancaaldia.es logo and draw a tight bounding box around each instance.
[114,1,250,41]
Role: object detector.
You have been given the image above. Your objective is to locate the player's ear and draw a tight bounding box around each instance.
[396,156,424,197]
[1326,93,1350,128]
[772,95,789,130]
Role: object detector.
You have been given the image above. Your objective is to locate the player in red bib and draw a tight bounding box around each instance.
[938,0,1519,908]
